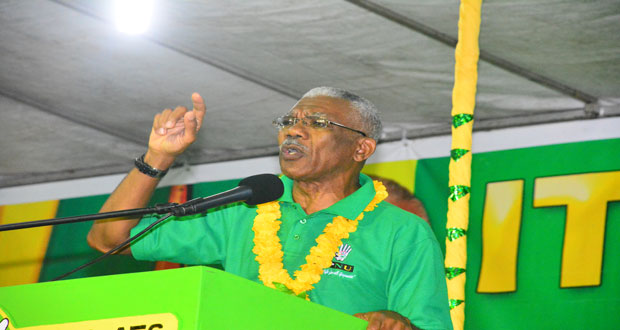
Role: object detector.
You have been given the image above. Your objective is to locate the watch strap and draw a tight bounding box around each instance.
[134,154,169,179]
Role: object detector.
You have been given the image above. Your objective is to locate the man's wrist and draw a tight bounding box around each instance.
[134,152,173,179]
[143,150,176,170]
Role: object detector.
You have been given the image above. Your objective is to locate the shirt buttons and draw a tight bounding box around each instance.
[299,219,307,224]
[293,234,301,240]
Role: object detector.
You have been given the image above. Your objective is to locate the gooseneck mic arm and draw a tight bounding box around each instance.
[0,203,179,232]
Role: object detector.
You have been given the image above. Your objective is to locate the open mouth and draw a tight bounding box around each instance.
[280,143,306,159]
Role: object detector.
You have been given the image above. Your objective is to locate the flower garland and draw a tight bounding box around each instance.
[252,180,388,299]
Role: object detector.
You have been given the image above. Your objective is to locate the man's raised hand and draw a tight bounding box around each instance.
[146,93,206,169]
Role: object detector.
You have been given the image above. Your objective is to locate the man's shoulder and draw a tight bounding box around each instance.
[371,200,429,227]
[359,201,433,239]
[355,201,439,254]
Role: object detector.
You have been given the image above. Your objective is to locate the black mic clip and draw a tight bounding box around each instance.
[153,202,180,214]
[152,199,204,216]
[170,197,212,216]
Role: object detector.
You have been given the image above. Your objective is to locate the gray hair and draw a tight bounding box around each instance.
[302,87,382,140]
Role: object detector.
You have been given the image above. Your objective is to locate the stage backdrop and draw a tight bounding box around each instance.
[1,118,618,329]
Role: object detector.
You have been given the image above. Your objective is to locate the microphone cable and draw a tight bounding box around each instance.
[51,213,174,281]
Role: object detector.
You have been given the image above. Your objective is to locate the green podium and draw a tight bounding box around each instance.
[0,266,367,329]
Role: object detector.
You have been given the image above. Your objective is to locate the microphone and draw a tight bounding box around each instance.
[171,173,284,216]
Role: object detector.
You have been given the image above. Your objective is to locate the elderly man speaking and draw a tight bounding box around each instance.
[88,87,452,330]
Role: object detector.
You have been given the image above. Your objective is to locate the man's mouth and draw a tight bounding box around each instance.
[280,142,306,160]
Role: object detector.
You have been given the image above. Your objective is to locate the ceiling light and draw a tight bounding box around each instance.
[114,0,154,35]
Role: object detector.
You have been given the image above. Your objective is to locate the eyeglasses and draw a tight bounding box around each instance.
[272,114,367,137]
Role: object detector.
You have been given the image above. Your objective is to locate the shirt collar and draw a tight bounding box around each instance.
[278,173,376,220]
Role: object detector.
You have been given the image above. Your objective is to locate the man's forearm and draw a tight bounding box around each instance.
[87,152,173,253]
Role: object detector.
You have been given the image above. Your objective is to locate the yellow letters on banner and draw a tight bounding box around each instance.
[477,180,524,293]
[534,171,620,287]
[0,308,177,330]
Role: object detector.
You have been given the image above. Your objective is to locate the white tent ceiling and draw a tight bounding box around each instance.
[1,0,619,188]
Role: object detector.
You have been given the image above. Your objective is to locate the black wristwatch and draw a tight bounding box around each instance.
[134,154,169,179]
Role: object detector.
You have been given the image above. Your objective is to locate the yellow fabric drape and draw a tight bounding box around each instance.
[446,0,483,329]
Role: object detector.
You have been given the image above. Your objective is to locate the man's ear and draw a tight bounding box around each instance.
[353,137,377,162]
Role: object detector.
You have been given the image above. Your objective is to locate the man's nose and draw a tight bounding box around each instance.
[284,118,308,138]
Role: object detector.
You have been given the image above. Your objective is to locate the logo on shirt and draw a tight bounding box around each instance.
[335,243,352,261]
[328,243,355,273]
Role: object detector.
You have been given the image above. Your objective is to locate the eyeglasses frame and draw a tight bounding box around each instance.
[272,114,367,137]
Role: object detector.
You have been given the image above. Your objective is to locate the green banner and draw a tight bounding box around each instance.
[416,138,620,329]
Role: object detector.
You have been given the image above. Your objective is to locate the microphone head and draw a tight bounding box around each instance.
[239,174,284,205]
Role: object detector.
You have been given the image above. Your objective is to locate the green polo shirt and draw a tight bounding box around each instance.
[131,174,452,329]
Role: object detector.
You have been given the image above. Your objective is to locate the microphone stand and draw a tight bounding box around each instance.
[0,203,181,232]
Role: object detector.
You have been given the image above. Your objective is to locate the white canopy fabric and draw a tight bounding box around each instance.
[1,0,618,187]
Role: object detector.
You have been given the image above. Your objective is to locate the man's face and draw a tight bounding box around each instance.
[277,96,365,182]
